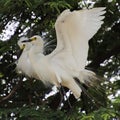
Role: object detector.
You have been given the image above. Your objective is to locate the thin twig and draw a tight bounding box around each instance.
[83,0,89,9]
[0,80,23,103]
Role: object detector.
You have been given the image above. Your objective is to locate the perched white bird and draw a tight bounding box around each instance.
[22,7,106,98]
[16,37,39,79]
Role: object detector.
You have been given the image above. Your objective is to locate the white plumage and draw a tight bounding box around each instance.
[18,7,106,98]
[17,37,39,79]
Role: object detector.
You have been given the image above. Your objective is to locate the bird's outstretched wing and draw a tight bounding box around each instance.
[48,8,106,69]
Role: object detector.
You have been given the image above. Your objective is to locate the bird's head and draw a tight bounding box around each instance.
[18,37,32,51]
[28,35,44,47]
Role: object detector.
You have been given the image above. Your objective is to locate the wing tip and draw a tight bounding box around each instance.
[94,7,106,10]
[91,7,106,14]
[55,9,71,27]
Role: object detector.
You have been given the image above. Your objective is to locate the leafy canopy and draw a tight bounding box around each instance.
[0,0,120,119]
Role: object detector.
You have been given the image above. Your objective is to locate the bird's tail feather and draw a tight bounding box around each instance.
[74,70,105,106]
[78,69,103,87]
[75,78,105,107]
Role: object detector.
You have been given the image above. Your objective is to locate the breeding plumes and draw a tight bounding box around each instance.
[19,7,106,98]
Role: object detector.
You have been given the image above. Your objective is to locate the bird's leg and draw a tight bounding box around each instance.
[55,73,72,108]
[55,73,65,108]
[60,84,72,109]
[58,85,64,109]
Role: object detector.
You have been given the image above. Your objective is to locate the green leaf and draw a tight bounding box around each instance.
[81,115,94,120]
[25,0,32,7]
[45,1,72,13]
[0,73,4,78]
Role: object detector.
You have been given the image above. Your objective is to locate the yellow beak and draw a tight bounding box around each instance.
[29,37,36,41]
[20,44,25,50]
[21,37,36,43]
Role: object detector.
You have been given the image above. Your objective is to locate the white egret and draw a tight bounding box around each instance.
[22,8,106,99]
[16,37,39,79]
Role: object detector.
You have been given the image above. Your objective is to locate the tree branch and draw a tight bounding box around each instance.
[0,80,23,103]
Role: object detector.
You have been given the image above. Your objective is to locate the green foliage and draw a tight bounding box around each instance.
[0,0,120,119]
[0,105,66,120]
[0,106,119,120]
[45,1,72,13]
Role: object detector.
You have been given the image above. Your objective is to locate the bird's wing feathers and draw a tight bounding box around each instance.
[49,8,105,69]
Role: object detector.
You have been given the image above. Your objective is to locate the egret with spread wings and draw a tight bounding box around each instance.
[21,7,106,98]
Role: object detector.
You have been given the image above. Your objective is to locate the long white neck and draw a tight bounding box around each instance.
[28,45,44,64]
[32,45,43,54]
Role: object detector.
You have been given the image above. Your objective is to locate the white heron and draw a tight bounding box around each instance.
[21,7,106,99]
[16,37,39,79]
